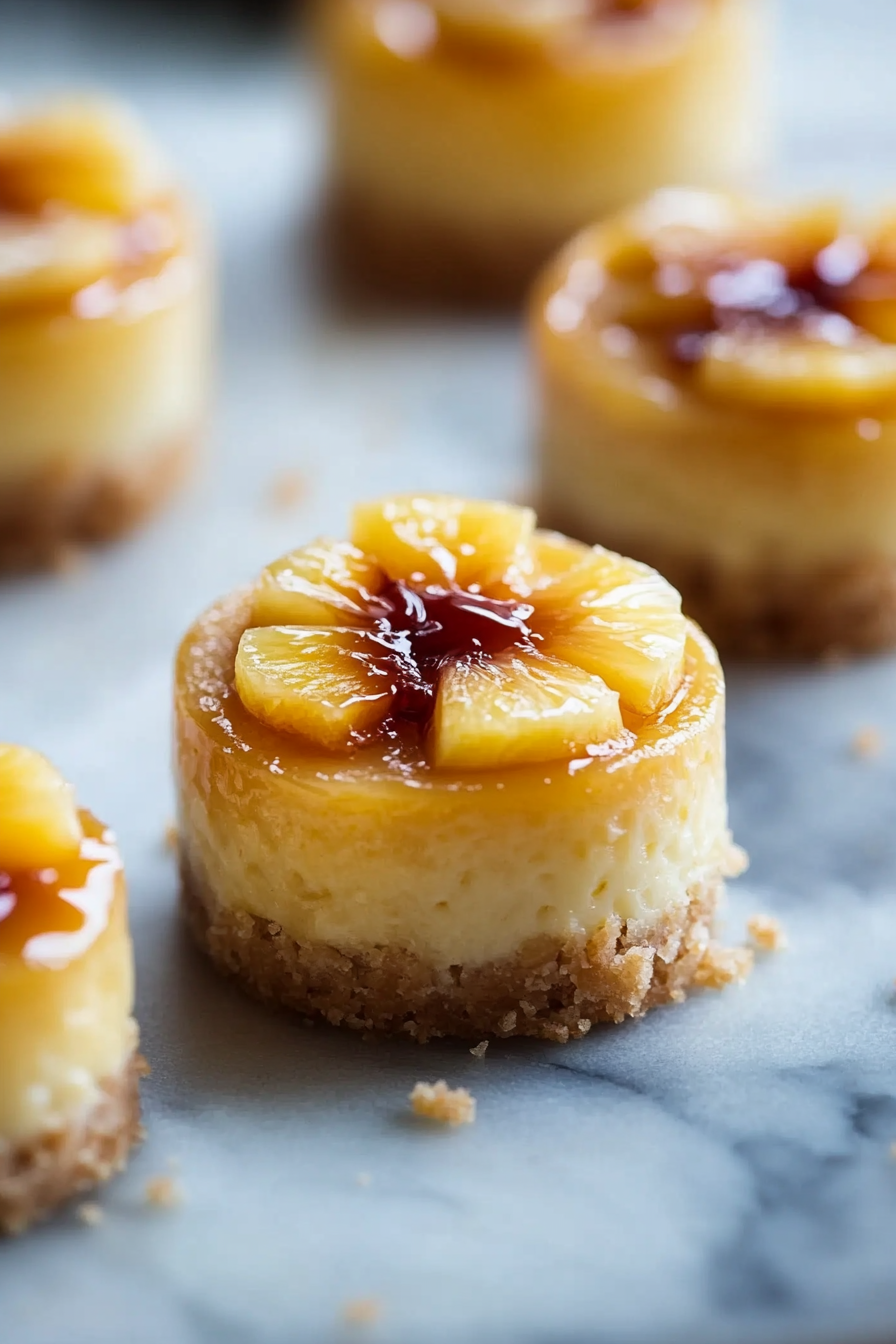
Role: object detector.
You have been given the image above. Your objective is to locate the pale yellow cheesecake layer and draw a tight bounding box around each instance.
[534,201,896,576]
[0,229,209,486]
[0,816,136,1145]
[176,588,730,969]
[322,0,767,242]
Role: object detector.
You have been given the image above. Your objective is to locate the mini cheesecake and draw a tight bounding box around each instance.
[0,745,142,1234]
[0,98,210,569]
[535,190,896,657]
[176,494,748,1042]
[318,0,767,303]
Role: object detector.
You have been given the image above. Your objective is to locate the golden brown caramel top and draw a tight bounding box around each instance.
[0,812,121,969]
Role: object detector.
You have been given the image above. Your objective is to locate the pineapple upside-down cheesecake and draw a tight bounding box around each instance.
[175,494,749,1042]
[534,188,896,658]
[0,98,210,569]
[318,0,767,304]
[0,745,143,1234]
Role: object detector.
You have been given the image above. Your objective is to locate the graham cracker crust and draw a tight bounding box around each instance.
[181,857,751,1043]
[0,1047,146,1236]
[538,508,896,660]
[0,428,198,573]
[324,185,564,309]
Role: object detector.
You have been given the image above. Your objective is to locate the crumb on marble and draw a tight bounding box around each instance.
[265,469,307,511]
[747,914,788,953]
[342,1297,382,1327]
[852,726,884,759]
[144,1175,183,1209]
[76,1201,104,1227]
[164,820,179,852]
[469,1040,489,1059]
[409,1080,476,1127]
[356,1172,371,1187]
[693,943,754,990]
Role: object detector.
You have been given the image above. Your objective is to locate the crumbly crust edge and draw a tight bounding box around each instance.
[181,855,751,1043]
[537,506,896,660]
[0,428,198,572]
[323,184,565,309]
[0,1045,146,1236]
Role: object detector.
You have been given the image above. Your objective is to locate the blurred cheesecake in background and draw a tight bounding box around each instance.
[317,0,768,304]
[0,99,211,570]
[0,745,143,1235]
[533,189,896,657]
[176,493,749,1044]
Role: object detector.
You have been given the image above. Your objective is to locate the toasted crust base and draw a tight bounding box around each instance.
[324,185,562,309]
[538,509,896,660]
[181,857,750,1043]
[0,429,198,573]
[0,1047,146,1236]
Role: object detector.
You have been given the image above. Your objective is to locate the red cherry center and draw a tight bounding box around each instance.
[369,580,535,724]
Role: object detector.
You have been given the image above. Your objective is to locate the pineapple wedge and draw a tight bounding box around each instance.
[351,495,535,589]
[534,542,687,717]
[0,99,168,217]
[0,213,119,310]
[431,650,622,770]
[0,744,83,872]
[234,626,396,751]
[253,541,385,628]
[697,327,896,412]
[434,0,590,51]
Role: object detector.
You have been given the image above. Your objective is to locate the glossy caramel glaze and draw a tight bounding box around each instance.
[0,812,122,969]
[178,586,721,794]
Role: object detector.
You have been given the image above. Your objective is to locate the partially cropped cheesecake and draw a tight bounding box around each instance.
[0,746,142,1234]
[176,494,748,1042]
[0,98,210,569]
[534,189,896,657]
[318,0,767,303]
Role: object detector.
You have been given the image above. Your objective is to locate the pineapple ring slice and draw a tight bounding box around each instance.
[696,327,896,413]
[0,743,83,871]
[0,212,119,310]
[0,98,168,218]
[431,649,622,770]
[252,541,385,628]
[235,626,397,752]
[351,495,535,589]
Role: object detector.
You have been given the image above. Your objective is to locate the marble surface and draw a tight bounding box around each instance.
[2,3,896,1342]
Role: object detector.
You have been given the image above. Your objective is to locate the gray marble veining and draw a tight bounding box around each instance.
[2,3,896,1342]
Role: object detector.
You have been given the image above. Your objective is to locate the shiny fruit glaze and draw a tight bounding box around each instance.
[0,812,121,968]
[369,580,536,725]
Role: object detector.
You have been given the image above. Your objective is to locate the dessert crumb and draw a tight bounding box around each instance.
[693,943,754,990]
[469,1040,489,1059]
[409,1080,476,1127]
[163,820,179,852]
[747,914,788,953]
[852,726,884,759]
[342,1297,382,1327]
[76,1201,104,1227]
[144,1175,183,1209]
[265,469,307,511]
[356,1172,372,1187]
[498,1010,517,1033]
[723,843,750,879]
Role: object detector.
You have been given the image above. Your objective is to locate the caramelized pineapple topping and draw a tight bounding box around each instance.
[0,744,83,872]
[234,495,688,769]
[554,190,896,414]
